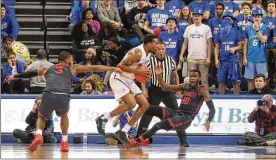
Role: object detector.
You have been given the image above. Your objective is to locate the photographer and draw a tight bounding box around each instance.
[13,96,57,143]
[239,94,276,146]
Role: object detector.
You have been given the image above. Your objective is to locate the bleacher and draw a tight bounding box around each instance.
[16,0,72,63]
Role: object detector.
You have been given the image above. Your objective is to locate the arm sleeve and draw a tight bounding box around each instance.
[9,16,20,40]
[97,8,113,23]
[71,7,79,24]
[206,100,216,122]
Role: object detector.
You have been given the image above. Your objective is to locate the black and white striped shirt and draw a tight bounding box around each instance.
[147,55,177,87]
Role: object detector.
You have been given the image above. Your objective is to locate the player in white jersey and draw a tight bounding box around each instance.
[96,34,158,148]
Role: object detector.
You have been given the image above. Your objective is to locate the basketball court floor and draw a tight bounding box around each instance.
[1,144,275,159]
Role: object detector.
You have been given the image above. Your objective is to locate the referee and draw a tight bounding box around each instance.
[138,42,187,146]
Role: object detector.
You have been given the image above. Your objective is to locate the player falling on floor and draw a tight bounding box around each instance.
[5,51,122,152]
[129,68,216,147]
[96,34,158,148]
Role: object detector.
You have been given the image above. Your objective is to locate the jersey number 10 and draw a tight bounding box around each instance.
[182,97,191,104]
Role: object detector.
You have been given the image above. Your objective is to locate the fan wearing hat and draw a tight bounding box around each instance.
[243,8,270,91]
[214,12,243,95]
[178,7,213,92]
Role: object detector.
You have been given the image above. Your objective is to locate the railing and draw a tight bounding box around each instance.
[41,0,49,60]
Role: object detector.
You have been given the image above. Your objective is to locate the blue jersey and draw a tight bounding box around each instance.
[178,19,190,36]
[208,17,223,41]
[262,16,276,49]
[189,1,210,14]
[236,14,254,39]
[214,28,242,61]
[158,31,183,61]
[146,8,172,30]
[165,0,185,16]
[222,1,239,14]
[245,24,270,62]
[119,110,137,135]
[209,1,216,19]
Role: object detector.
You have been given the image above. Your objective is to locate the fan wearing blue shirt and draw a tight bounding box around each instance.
[221,0,239,17]
[208,3,224,41]
[177,6,192,36]
[243,8,270,91]
[189,0,211,23]
[1,4,19,40]
[262,1,276,89]
[144,0,172,34]
[158,17,183,62]
[165,0,185,17]
[214,12,243,95]
[236,2,254,39]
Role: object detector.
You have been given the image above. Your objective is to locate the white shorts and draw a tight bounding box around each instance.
[109,72,142,101]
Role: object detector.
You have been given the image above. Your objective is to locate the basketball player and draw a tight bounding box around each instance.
[129,68,216,147]
[5,51,122,152]
[96,34,158,148]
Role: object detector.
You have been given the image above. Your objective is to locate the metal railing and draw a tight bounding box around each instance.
[41,0,49,60]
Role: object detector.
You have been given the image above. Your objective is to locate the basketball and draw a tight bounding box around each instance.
[135,66,150,83]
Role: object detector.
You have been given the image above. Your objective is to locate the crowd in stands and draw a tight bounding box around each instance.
[1,0,276,95]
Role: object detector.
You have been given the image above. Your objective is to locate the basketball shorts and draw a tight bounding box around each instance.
[244,62,268,80]
[217,60,240,83]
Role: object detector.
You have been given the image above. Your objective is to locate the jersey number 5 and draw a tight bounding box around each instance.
[182,97,191,104]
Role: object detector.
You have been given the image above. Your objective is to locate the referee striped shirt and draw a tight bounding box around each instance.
[147,55,177,87]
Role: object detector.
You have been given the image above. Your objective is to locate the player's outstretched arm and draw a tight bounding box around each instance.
[73,65,122,74]
[200,86,216,132]
[4,67,47,84]
[155,64,185,92]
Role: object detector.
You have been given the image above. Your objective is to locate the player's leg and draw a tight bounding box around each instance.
[244,62,256,91]
[176,129,189,147]
[136,89,162,137]
[29,92,54,152]
[55,94,71,152]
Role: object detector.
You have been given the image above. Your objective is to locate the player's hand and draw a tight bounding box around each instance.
[137,67,151,78]
[4,75,15,84]
[114,67,123,74]
[154,64,163,75]
[228,47,236,54]
[215,59,221,69]
[205,59,211,66]
[243,58,248,66]
[202,121,211,132]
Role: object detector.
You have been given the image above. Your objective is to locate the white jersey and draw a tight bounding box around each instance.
[119,44,151,79]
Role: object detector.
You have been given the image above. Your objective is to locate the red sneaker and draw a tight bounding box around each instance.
[60,141,69,152]
[129,139,139,147]
[28,134,43,152]
[139,139,150,146]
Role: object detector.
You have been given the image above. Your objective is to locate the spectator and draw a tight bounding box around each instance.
[208,3,224,40]
[189,0,211,23]
[127,0,151,43]
[80,79,102,94]
[69,0,96,32]
[13,96,57,144]
[240,94,276,146]
[1,36,13,63]
[0,0,14,16]
[178,8,212,91]
[95,0,118,9]
[249,74,274,94]
[97,0,128,38]
[105,109,138,145]
[1,3,19,40]
[165,0,185,18]
[73,48,95,93]
[262,1,276,89]
[25,49,54,94]
[143,0,172,35]
[252,0,267,17]
[214,12,243,95]
[71,21,100,63]
[222,0,239,17]
[158,17,183,64]
[82,8,101,34]
[243,8,270,91]
[2,52,25,94]
[101,37,126,85]
[124,0,138,14]
[177,5,192,36]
